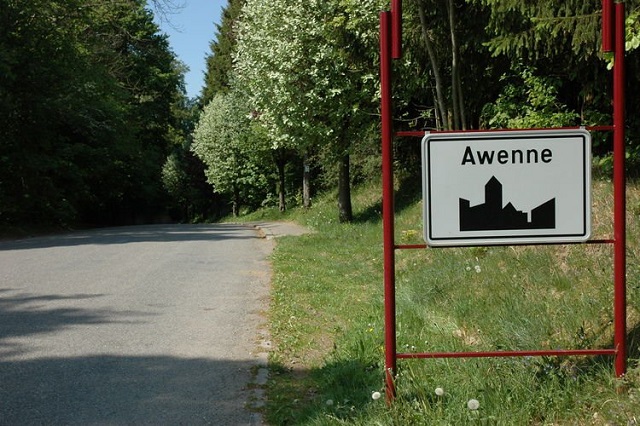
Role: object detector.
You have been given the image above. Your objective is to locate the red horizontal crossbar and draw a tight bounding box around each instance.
[394,239,614,250]
[397,348,617,359]
[395,126,615,138]
[395,244,427,249]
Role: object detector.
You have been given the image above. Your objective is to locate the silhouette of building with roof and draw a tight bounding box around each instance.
[459,176,555,231]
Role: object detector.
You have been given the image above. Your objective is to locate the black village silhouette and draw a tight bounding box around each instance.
[459,176,555,231]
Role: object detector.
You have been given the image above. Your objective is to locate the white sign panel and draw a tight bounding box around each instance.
[422,129,591,246]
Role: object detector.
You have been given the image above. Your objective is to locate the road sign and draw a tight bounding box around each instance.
[422,129,591,246]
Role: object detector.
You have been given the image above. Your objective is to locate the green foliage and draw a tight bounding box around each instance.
[627,8,640,51]
[481,65,579,129]
[192,92,271,214]
[0,0,185,226]
[233,0,386,219]
[161,98,221,221]
[5,0,632,226]
[474,0,603,60]
[162,153,189,205]
[201,0,244,104]
[604,7,640,69]
[235,0,381,149]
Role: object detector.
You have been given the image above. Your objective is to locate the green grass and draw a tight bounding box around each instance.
[234,178,640,425]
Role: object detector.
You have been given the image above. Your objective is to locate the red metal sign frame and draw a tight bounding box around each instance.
[380,1,627,401]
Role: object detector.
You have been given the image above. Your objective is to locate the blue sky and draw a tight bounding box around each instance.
[155,0,227,99]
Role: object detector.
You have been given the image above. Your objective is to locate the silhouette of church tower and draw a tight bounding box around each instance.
[459,176,555,231]
[485,176,502,215]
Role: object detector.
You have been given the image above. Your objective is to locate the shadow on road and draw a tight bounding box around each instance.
[0,290,263,424]
[0,224,258,251]
[0,291,149,345]
[0,355,260,425]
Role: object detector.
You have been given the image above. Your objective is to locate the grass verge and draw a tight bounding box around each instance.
[238,177,640,425]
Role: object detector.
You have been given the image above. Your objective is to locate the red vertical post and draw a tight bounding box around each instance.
[380,10,397,401]
[602,0,614,52]
[391,0,402,59]
[612,1,627,378]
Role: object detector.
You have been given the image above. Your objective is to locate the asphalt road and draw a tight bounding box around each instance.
[0,224,274,425]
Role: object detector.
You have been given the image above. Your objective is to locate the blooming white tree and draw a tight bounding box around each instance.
[192,92,270,216]
[234,0,384,221]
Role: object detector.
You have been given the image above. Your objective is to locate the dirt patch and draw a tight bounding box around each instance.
[249,221,313,239]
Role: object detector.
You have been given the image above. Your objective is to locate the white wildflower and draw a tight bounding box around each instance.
[467,399,480,410]
[371,391,382,400]
[474,265,481,273]
[435,387,444,396]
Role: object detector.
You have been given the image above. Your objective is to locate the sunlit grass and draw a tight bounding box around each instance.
[234,177,640,425]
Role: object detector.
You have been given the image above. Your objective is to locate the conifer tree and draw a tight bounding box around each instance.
[201,0,244,105]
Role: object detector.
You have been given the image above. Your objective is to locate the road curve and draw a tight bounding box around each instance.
[0,224,273,425]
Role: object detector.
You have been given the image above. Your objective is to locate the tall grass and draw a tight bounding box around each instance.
[240,177,640,425]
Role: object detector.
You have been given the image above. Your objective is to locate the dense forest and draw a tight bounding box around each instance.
[2,0,639,229]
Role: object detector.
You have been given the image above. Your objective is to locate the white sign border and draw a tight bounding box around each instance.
[422,129,592,247]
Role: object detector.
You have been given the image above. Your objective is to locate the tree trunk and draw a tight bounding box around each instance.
[446,0,459,129]
[417,1,449,130]
[430,85,442,129]
[337,153,352,223]
[447,0,466,130]
[232,185,240,217]
[277,156,286,212]
[303,154,311,209]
